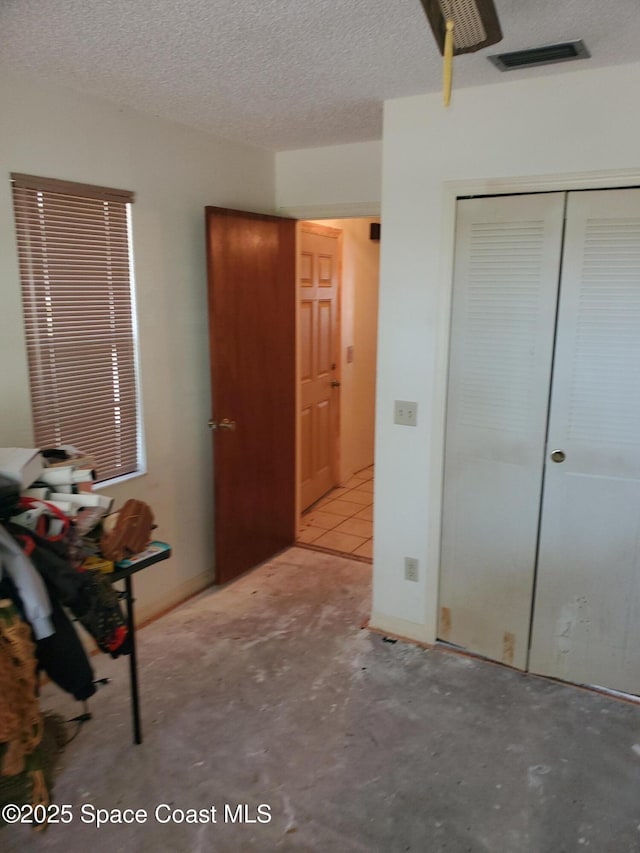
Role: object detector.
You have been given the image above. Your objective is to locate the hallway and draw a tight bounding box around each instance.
[298,465,373,559]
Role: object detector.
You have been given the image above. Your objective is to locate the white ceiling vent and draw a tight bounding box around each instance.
[488,40,590,72]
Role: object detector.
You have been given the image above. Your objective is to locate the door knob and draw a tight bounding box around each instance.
[550,449,566,463]
[208,418,236,431]
[330,380,341,388]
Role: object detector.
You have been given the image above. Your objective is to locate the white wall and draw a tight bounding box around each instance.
[312,218,380,483]
[0,75,275,622]
[276,141,382,218]
[371,60,640,643]
[9,60,636,644]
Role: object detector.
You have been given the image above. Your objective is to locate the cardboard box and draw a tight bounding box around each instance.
[0,447,44,489]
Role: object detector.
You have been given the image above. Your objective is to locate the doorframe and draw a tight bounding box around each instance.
[284,201,382,539]
[295,220,344,527]
[432,168,640,641]
[277,202,380,220]
[278,203,382,542]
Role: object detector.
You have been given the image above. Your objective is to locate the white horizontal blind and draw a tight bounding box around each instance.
[11,174,140,482]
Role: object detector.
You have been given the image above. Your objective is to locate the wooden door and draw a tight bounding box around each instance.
[439,193,565,668]
[298,223,341,511]
[205,207,296,585]
[529,188,640,693]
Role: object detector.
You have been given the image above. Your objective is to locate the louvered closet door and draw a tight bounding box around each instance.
[529,189,640,693]
[439,194,565,668]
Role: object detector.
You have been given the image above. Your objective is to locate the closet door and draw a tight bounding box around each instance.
[529,188,640,693]
[439,194,565,668]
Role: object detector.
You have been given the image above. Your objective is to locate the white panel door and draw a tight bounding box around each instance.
[529,189,640,693]
[439,193,565,668]
[298,223,341,511]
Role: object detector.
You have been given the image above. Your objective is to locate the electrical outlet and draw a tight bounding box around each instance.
[404,557,419,582]
[394,400,418,427]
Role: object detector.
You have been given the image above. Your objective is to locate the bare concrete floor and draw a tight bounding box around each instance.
[4,547,640,852]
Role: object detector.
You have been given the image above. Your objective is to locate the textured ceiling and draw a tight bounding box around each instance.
[1,0,638,151]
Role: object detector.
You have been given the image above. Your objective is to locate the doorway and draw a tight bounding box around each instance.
[296,217,380,560]
[205,208,378,586]
[205,207,296,586]
[439,188,640,694]
[298,464,374,559]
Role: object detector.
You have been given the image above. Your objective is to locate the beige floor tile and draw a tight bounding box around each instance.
[325,486,351,499]
[354,506,373,521]
[353,539,373,559]
[343,476,366,489]
[296,525,327,544]
[314,494,339,510]
[313,529,367,553]
[334,517,373,538]
[354,467,374,480]
[298,472,375,557]
[342,489,372,506]
[319,498,363,518]
[351,470,371,481]
[300,509,343,531]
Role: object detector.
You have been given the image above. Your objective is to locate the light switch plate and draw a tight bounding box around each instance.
[404,557,419,582]
[394,400,418,427]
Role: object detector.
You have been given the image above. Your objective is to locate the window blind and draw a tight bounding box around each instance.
[11,173,140,483]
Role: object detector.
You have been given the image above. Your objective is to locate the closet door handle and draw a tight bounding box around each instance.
[550,449,566,463]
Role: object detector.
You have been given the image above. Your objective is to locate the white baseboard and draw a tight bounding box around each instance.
[134,570,215,628]
[368,610,435,646]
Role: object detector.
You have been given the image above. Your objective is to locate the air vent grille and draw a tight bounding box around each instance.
[489,40,590,72]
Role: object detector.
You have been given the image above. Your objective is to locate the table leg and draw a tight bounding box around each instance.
[124,574,142,745]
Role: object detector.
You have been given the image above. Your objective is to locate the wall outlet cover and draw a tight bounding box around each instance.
[404,556,419,582]
[394,400,418,427]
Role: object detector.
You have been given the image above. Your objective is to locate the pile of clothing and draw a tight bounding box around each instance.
[0,598,66,828]
[0,470,155,825]
[0,475,131,704]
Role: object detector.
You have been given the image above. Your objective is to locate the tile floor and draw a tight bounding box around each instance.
[298,465,373,559]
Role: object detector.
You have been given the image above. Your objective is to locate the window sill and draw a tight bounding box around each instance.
[93,468,147,491]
